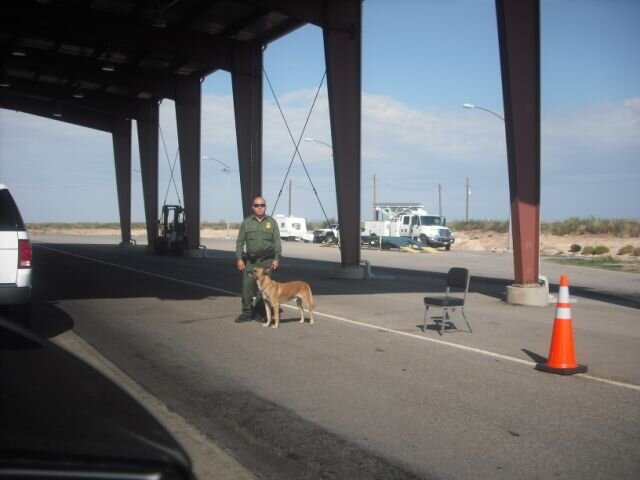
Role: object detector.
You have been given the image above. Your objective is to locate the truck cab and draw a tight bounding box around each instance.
[406,214,454,250]
[313,223,339,243]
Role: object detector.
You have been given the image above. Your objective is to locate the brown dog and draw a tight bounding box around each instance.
[249,267,315,328]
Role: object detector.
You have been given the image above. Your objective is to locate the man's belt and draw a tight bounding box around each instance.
[242,251,274,263]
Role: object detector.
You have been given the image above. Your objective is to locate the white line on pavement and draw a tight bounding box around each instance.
[38,245,640,392]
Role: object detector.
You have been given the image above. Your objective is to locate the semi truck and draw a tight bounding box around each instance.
[363,203,455,250]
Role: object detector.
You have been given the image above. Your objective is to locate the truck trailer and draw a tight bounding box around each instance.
[274,214,309,241]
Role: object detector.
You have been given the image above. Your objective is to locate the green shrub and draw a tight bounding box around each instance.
[589,255,616,264]
[633,247,640,257]
[617,245,634,255]
[593,245,610,255]
[448,220,509,233]
[539,217,640,236]
[582,246,595,255]
[569,244,581,253]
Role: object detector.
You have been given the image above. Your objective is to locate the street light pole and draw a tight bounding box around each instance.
[463,103,505,121]
[463,103,512,252]
[202,155,232,239]
[304,137,333,151]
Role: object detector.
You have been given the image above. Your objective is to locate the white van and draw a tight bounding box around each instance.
[274,214,308,241]
[0,184,32,313]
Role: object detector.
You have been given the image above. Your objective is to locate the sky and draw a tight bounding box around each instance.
[0,0,638,224]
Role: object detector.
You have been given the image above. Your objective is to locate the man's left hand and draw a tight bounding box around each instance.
[271,259,280,271]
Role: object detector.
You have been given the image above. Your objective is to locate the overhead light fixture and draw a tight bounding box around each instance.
[101,61,115,72]
[0,70,10,88]
[53,104,63,118]
[11,47,27,57]
[73,88,84,99]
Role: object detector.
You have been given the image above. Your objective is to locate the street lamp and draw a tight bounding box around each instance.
[202,155,232,239]
[463,103,505,121]
[463,102,512,252]
[304,137,333,151]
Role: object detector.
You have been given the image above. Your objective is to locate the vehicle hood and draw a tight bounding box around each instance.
[0,318,193,477]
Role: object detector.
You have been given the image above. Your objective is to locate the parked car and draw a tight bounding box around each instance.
[0,184,32,321]
[0,317,195,479]
[313,224,339,243]
[300,232,315,243]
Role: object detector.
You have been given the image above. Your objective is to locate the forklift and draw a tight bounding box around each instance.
[153,205,187,255]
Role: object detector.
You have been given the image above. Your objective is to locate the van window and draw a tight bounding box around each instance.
[0,189,26,232]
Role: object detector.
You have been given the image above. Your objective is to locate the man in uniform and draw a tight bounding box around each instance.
[235,196,282,322]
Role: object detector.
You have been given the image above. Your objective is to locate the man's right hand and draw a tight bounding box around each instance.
[237,259,246,271]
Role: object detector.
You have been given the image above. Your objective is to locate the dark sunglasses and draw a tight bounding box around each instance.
[253,203,266,207]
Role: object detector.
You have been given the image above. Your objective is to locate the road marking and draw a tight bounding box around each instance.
[37,244,640,393]
[309,310,640,392]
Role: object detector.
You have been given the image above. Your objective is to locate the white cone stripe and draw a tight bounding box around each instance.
[555,307,572,319]
[558,285,570,303]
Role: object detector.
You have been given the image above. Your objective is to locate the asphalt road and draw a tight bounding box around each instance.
[24,237,640,479]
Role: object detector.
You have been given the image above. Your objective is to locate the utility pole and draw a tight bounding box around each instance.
[438,183,442,217]
[465,177,470,223]
[288,179,292,216]
[373,173,377,220]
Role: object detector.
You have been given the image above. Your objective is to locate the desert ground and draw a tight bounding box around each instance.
[29,226,638,259]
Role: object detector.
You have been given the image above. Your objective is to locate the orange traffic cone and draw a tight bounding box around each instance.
[535,275,587,375]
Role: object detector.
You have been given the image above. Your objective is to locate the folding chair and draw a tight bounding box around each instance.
[423,267,472,335]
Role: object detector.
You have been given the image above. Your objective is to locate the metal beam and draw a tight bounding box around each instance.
[0,4,234,70]
[175,76,202,252]
[0,94,116,133]
[496,0,541,286]
[231,42,263,218]
[4,53,175,100]
[236,0,325,27]
[323,0,362,268]
[5,78,142,119]
[137,100,160,250]
[112,119,133,245]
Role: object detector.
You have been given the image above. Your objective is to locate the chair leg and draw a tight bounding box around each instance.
[461,308,472,333]
[440,308,448,335]
[423,306,430,332]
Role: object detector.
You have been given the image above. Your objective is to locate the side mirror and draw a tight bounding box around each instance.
[442,217,447,226]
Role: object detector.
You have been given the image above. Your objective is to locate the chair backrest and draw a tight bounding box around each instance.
[446,267,470,298]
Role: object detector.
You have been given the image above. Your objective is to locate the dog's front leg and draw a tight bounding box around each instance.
[262,300,272,328]
[273,302,281,328]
